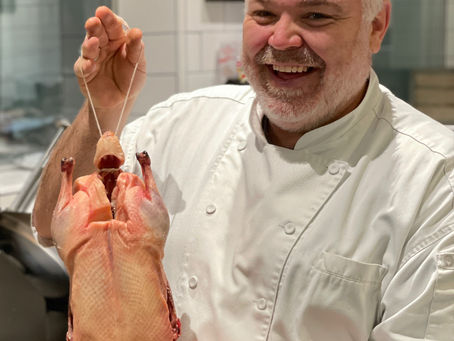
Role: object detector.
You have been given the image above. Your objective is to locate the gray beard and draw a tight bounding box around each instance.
[242,38,372,133]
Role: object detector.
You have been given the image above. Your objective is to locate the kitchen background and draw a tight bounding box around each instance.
[0,0,454,209]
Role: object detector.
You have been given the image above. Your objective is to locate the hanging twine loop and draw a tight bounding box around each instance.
[79,15,143,138]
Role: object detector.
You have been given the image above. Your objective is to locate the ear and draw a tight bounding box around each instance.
[369,0,391,54]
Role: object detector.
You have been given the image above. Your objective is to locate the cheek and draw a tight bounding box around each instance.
[305,32,357,69]
[242,21,270,58]
[303,32,337,60]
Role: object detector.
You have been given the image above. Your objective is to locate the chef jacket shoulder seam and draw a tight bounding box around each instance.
[373,112,450,162]
[150,94,255,111]
[373,111,454,209]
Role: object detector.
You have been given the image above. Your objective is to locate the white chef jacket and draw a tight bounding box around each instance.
[120,70,454,341]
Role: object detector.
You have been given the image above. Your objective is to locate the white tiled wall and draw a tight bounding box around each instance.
[117,0,176,33]
[0,0,61,107]
[115,0,244,120]
[143,34,177,74]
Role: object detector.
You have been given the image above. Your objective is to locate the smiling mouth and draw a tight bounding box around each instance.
[272,64,315,73]
[266,64,318,81]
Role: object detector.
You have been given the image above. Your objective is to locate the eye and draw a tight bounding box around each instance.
[303,12,334,26]
[307,12,331,20]
[252,10,276,25]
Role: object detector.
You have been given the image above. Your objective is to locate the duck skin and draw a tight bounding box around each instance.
[51,131,180,340]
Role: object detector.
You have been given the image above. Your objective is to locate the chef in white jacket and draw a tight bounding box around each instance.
[33,0,454,340]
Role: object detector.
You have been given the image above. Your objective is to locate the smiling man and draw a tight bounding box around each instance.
[33,1,454,340]
[242,0,388,147]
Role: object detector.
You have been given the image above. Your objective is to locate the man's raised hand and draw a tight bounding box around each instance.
[74,6,146,110]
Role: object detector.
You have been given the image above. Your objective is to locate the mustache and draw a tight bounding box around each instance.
[256,46,325,67]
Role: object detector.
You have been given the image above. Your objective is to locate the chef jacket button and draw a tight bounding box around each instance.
[206,204,216,215]
[328,163,340,175]
[256,298,267,310]
[283,222,296,235]
[237,140,247,151]
[188,276,198,289]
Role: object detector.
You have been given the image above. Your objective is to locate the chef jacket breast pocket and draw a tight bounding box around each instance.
[303,251,388,340]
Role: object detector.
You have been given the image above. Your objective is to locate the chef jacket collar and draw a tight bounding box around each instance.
[249,69,383,151]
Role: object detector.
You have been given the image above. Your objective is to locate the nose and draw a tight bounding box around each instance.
[268,15,303,50]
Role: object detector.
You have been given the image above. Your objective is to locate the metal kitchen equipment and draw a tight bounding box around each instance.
[1,119,70,341]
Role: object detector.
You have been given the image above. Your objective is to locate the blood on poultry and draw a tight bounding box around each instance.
[93,130,125,203]
[51,131,181,341]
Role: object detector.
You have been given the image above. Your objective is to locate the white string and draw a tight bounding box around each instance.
[115,44,143,136]
[79,15,142,138]
[79,64,103,137]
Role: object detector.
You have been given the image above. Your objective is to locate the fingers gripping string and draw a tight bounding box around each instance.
[79,15,143,138]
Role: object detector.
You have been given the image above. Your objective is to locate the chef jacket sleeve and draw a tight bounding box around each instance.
[371,226,454,340]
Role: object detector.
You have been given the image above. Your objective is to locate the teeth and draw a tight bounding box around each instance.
[272,65,310,73]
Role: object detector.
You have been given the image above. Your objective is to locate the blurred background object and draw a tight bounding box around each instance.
[0,210,69,341]
[1,1,110,339]
[0,0,112,209]
[373,0,454,125]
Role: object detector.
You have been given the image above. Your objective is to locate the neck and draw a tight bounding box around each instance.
[262,79,370,149]
[262,116,303,149]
